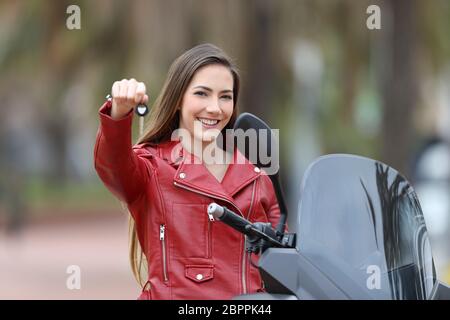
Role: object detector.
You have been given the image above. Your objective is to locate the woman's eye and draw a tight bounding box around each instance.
[194,91,206,96]
[221,95,232,100]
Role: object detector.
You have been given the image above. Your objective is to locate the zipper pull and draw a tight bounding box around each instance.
[160,225,165,240]
[207,211,215,222]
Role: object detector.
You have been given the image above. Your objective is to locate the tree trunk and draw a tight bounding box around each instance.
[241,0,275,121]
[380,0,419,178]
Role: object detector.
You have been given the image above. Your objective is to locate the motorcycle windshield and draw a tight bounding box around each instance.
[297,155,437,299]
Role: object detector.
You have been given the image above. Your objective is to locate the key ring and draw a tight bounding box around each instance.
[106,94,149,136]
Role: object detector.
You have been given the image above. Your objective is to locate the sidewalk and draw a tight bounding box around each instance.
[0,212,140,299]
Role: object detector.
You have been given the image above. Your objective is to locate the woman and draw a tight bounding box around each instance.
[94,43,282,299]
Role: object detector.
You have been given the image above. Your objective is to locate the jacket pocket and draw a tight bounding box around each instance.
[185,265,214,283]
[171,203,212,258]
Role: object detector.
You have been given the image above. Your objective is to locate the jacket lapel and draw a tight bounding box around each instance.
[220,147,261,197]
[163,141,260,204]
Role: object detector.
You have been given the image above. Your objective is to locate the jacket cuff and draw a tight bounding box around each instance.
[98,100,134,139]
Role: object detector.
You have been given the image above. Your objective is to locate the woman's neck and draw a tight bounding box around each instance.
[180,138,232,166]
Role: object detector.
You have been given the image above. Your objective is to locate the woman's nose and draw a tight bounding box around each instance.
[205,98,222,114]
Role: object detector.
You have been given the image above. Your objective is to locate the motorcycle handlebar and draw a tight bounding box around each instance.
[207,203,286,248]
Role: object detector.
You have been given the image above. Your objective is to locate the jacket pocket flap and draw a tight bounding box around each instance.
[185,265,214,283]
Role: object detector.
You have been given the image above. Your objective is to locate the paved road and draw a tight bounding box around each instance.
[1,210,448,299]
[0,213,140,299]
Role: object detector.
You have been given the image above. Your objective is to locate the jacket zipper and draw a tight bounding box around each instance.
[242,235,248,294]
[242,180,257,294]
[207,210,214,258]
[160,224,169,283]
[173,181,244,217]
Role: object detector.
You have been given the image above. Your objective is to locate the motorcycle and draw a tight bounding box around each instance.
[206,112,450,300]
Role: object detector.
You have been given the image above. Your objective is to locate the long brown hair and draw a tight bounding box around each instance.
[129,43,241,287]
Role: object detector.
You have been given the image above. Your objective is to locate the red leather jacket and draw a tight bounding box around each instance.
[94,100,283,299]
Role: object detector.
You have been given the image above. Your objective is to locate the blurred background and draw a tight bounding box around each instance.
[0,0,449,299]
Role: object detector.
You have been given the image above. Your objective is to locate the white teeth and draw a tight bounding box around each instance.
[198,118,219,126]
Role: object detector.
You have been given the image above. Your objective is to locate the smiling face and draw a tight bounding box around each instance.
[178,64,234,146]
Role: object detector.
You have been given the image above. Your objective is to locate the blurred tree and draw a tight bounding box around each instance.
[241,0,276,121]
[379,0,419,178]
[0,0,448,201]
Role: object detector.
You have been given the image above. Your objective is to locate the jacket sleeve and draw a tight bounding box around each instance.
[261,175,289,233]
[94,100,151,205]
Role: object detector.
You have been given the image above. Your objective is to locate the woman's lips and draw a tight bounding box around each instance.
[196,117,220,129]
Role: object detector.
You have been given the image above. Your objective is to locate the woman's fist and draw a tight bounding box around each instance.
[111,79,149,119]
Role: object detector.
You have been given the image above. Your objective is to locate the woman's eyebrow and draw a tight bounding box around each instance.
[192,85,233,93]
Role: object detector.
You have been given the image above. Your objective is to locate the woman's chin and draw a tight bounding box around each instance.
[191,132,219,143]
[201,137,217,144]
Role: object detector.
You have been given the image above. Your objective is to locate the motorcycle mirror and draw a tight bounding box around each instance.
[233,113,275,170]
[233,112,288,234]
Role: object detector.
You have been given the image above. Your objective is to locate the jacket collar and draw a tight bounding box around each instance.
[158,140,260,201]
